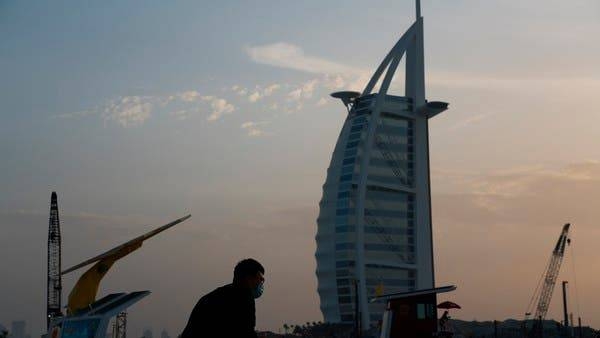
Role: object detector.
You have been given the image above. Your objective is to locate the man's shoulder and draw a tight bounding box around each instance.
[200,284,235,301]
[201,283,253,306]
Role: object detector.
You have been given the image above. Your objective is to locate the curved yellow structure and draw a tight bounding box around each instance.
[62,215,190,314]
[67,242,142,314]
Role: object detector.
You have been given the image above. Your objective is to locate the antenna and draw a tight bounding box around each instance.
[331,91,361,112]
[416,0,421,19]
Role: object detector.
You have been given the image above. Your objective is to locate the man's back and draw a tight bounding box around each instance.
[181,284,256,338]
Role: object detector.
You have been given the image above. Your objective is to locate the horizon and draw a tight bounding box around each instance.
[1,1,600,336]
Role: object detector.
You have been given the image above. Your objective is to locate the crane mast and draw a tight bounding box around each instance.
[525,223,570,336]
[534,223,570,320]
[47,192,62,328]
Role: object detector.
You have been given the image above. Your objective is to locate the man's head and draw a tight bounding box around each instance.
[233,258,265,294]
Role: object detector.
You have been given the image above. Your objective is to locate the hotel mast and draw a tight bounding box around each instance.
[315,0,448,328]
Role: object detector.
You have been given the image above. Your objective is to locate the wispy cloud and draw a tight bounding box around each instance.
[201,96,235,121]
[246,42,600,94]
[103,96,153,127]
[245,42,358,75]
[263,84,281,96]
[243,83,282,103]
[177,90,202,102]
[316,97,329,106]
[288,79,318,101]
[248,91,262,102]
[244,43,373,93]
[241,121,268,137]
[58,90,239,126]
[231,85,248,96]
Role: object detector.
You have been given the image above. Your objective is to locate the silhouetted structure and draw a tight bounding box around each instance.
[524,223,571,337]
[112,312,127,338]
[315,0,448,330]
[47,192,62,328]
[449,318,598,338]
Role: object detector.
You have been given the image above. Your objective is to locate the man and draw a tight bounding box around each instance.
[181,258,265,338]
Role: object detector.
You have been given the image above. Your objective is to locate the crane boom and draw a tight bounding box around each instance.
[534,223,570,320]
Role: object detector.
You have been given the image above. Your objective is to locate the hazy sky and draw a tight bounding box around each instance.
[1,0,600,336]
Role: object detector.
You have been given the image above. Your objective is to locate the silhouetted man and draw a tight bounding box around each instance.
[181,258,265,338]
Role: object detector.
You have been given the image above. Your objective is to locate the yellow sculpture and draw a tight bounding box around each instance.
[67,242,142,314]
[62,215,190,314]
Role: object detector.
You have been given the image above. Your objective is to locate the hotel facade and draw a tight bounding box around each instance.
[315,4,448,328]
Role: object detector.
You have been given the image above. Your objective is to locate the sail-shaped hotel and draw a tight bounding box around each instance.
[315,2,448,329]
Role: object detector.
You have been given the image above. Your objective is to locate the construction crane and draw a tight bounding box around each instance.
[113,312,127,338]
[525,223,571,336]
[47,192,62,329]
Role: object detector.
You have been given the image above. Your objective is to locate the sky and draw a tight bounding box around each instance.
[1,0,600,336]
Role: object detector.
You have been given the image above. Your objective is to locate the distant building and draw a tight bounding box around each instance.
[160,329,169,338]
[315,2,448,330]
[142,328,153,338]
[10,321,26,338]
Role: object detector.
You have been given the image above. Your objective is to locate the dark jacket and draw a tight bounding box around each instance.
[181,283,257,338]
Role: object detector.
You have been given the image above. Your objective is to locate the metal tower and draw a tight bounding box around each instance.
[525,223,571,337]
[47,191,62,328]
[113,312,127,338]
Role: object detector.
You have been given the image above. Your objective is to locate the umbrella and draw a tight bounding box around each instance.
[437,301,461,309]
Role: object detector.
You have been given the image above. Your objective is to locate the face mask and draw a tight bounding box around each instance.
[252,282,264,299]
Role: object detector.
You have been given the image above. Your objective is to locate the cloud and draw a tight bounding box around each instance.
[177,90,202,102]
[245,84,281,103]
[248,91,262,102]
[60,89,240,127]
[61,73,358,129]
[201,96,235,121]
[241,121,268,137]
[316,97,329,106]
[288,79,319,101]
[103,96,153,127]
[246,42,356,75]
[323,74,346,90]
[434,161,600,225]
[164,92,236,121]
[263,84,281,96]
[246,43,600,96]
[231,85,248,96]
[245,43,372,92]
[430,161,600,323]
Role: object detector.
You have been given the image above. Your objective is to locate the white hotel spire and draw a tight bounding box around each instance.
[315,1,448,330]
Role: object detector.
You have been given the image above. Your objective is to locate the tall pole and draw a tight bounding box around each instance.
[562,281,569,331]
[493,320,498,338]
[47,192,62,329]
[354,279,361,338]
